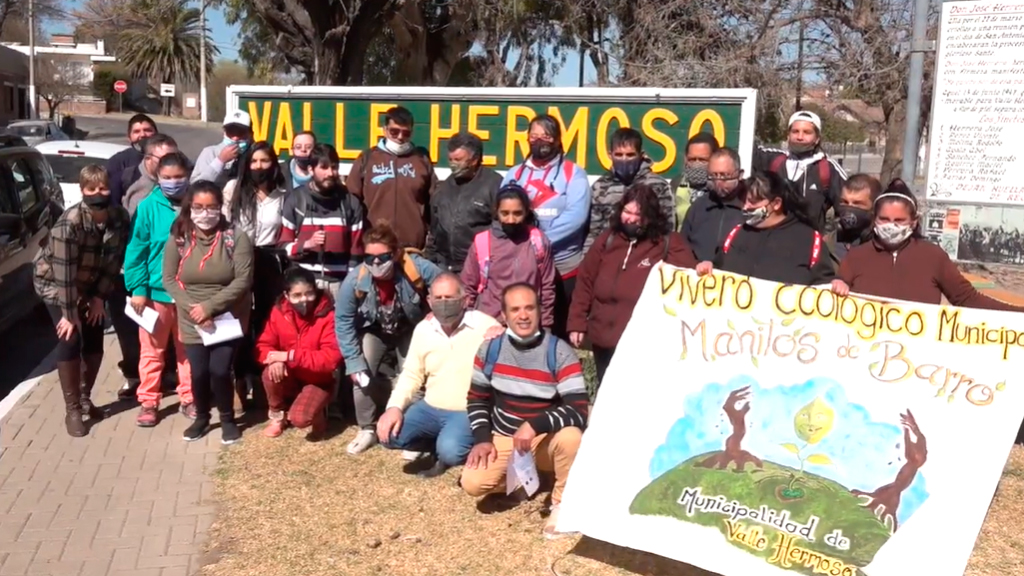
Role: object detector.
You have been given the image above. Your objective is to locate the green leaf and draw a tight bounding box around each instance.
[947,394,956,404]
[793,329,802,337]
[780,443,800,454]
[679,347,687,360]
[870,343,880,352]
[781,318,795,326]
[805,453,833,466]
[727,319,736,331]
[751,356,759,368]
[996,381,1007,391]
[752,318,766,325]
[663,305,677,317]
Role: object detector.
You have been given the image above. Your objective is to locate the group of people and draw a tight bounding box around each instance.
[31,105,1019,539]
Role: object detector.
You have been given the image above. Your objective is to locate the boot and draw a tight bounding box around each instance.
[80,354,106,420]
[57,360,87,437]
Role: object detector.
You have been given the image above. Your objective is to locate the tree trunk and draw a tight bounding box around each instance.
[880,100,906,185]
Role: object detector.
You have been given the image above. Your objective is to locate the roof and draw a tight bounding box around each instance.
[834,100,885,125]
[35,140,129,158]
[0,45,28,78]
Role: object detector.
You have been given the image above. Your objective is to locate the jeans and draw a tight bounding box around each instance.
[184,341,238,420]
[382,400,474,466]
[353,329,412,429]
[45,304,105,362]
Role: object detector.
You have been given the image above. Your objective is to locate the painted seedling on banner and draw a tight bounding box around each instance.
[558,265,1024,576]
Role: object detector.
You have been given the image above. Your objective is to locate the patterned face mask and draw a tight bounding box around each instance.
[874,222,913,246]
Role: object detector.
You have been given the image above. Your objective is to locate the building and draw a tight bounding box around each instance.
[1,34,116,117]
[0,45,29,125]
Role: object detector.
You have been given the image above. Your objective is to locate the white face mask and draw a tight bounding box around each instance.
[366,260,394,279]
[190,209,220,231]
[506,327,542,344]
[874,222,913,246]
[742,206,770,227]
[384,138,413,156]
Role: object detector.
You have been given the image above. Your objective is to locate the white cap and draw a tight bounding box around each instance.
[222,109,251,128]
[788,110,821,132]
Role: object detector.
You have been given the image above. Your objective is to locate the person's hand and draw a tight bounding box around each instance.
[349,371,370,388]
[831,279,850,297]
[189,303,208,324]
[265,350,288,363]
[303,231,326,251]
[218,142,239,163]
[267,362,287,384]
[85,297,106,326]
[376,407,404,444]
[569,331,584,348]
[483,325,504,341]
[199,319,215,332]
[696,261,714,276]
[512,421,537,454]
[130,295,149,315]
[55,316,77,341]
[466,442,497,469]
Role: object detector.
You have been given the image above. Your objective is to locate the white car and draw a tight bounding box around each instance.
[35,140,129,207]
[5,120,70,147]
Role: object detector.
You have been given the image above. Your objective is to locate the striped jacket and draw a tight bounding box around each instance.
[34,203,131,323]
[277,183,366,280]
[467,331,589,443]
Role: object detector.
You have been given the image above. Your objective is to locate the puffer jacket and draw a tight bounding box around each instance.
[585,157,674,254]
[424,167,502,272]
[255,292,342,386]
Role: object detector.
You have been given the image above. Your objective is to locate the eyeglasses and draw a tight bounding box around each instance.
[364,253,393,265]
[707,173,739,181]
[387,127,412,139]
[191,205,221,212]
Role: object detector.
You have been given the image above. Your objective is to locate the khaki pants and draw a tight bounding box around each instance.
[460,427,583,505]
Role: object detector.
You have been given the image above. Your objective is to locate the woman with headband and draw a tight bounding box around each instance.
[831,179,1023,310]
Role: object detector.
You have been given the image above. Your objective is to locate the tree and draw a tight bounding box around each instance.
[116,0,217,89]
[208,60,278,121]
[91,63,131,111]
[1,0,63,43]
[37,58,90,119]
[802,103,866,145]
[73,0,144,54]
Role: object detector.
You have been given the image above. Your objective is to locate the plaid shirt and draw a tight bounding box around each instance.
[34,204,130,323]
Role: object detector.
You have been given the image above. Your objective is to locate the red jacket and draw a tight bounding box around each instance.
[255,293,342,385]
[568,229,697,349]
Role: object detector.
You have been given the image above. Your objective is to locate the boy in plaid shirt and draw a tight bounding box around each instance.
[34,165,131,437]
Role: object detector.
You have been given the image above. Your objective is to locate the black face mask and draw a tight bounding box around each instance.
[621,222,642,238]
[295,157,313,171]
[611,158,642,184]
[250,168,273,185]
[837,206,873,232]
[82,194,111,210]
[502,222,528,239]
[529,141,557,162]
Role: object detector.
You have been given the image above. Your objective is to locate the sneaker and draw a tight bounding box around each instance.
[136,403,159,427]
[221,421,242,445]
[183,418,210,442]
[327,403,345,421]
[263,418,287,438]
[416,460,450,479]
[179,402,197,420]
[117,379,140,401]
[346,429,377,455]
[401,450,429,461]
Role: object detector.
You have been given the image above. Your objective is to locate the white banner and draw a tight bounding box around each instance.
[559,265,1024,576]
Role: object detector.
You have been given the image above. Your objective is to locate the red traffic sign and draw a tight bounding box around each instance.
[113,80,128,94]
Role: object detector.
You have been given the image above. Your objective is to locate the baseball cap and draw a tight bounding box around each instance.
[788,110,822,132]
[223,110,251,128]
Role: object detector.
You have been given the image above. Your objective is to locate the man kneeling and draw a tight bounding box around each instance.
[461,283,589,538]
[257,268,342,441]
[377,273,501,477]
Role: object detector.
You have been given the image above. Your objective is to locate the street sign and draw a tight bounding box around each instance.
[159,84,175,97]
[113,80,127,94]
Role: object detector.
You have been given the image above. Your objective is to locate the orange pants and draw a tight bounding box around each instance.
[460,427,583,505]
[137,301,192,405]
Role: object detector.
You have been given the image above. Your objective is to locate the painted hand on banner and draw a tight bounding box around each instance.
[697,386,764,472]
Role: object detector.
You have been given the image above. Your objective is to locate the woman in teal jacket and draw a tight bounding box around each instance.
[123,152,194,427]
[334,220,442,455]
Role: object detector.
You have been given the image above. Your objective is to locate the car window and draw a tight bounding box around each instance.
[0,166,15,215]
[6,159,39,214]
[25,155,56,192]
[43,154,102,183]
[8,125,44,138]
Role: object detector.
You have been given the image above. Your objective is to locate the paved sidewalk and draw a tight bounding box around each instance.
[0,335,222,576]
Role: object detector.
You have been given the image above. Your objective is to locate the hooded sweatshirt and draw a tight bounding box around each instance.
[460,222,556,327]
[501,155,591,276]
[754,146,847,232]
[124,186,181,303]
[255,292,342,386]
[586,158,674,254]
[347,140,437,249]
[714,216,835,286]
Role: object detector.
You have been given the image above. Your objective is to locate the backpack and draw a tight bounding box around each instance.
[176,227,235,260]
[353,248,427,300]
[481,332,560,381]
[603,231,671,262]
[474,228,546,293]
[722,224,822,268]
[770,154,831,193]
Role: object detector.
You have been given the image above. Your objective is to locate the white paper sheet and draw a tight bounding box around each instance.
[505,449,540,497]
[123,303,159,334]
[197,312,244,346]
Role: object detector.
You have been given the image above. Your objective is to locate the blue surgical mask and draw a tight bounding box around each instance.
[291,161,312,186]
[159,178,187,198]
[222,137,249,153]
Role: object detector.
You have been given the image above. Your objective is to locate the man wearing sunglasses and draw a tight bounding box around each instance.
[348,106,437,249]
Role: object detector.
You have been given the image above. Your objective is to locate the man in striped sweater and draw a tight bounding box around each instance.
[461,282,588,538]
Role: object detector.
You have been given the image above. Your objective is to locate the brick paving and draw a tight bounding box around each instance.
[0,335,220,576]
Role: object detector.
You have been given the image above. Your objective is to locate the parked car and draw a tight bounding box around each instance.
[5,120,70,147]
[36,141,129,207]
[0,138,63,334]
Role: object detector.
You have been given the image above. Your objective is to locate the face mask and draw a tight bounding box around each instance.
[874,222,913,246]
[191,208,221,231]
[712,180,741,200]
[621,222,641,238]
[82,194,111,210]
[431,299,464,325]
[743,206,770,227]
[295,157,314,171]
[529,140,556,161]
[132,140,144,153]
[789,142,815,155]
[366,260,394,279]
[384,138,413,156]
[250,167,272,185]
[288,299,310,316]
[501,222,527,239]
[159,178,187,199]
[450,162,474,181]
[506,327,542,345]
[837,206,872,232]
[223,137,249,153]
[612,158,642,184]
[685,164,709,188]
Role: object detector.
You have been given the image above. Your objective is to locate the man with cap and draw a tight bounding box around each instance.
[753,110,847,232]
[191,109,254,186]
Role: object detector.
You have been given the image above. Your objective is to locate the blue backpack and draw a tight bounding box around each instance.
[481,333,560,381]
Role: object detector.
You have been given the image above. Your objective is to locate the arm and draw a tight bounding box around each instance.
[583,184,605,255]
[199,231,254,317]
[566,231,603,335]
[289,315,344,374]
[254,309,281,364]
[123,205,151,297]
[826,157,848,214]
[161,236,195,307]
[413,254,443,288]
[527,340,590,434]
[539,236,556,327]
[106,156,126,207]
[936,251,1024,311]
[666,232,698,268]
[543,168,592,246]
[467,344,495,444]
[190,146,224,183]
[347,194,366,270]
[49,216,80,322]
[347,152,365,198]
[386,324,427,411]
[334,270,367,374]
[277,193,302,258]
[460,241,481,306]
[221,179,237,219]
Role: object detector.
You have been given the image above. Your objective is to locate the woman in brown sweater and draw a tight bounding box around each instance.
[163,180,254,444]
[831,180,1022,311]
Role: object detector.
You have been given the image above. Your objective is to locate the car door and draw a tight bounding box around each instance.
[3,156,50,268]
[0,158,43,329]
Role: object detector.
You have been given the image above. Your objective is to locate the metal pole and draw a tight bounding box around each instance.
[901,0,931,183]
[795,20,805,111]
[199,0,208,122]
[28,0,36,119]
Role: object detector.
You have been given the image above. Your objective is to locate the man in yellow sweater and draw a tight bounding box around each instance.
[377,272,501,478]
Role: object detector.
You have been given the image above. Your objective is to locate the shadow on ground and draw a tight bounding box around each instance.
[0,303,58,396]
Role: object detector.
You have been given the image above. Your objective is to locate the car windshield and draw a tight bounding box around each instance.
[44,154,104,183]
[9,124,45,137]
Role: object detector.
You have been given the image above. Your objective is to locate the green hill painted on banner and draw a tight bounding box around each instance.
[629,452,892,575]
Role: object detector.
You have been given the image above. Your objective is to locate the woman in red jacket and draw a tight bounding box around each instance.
[568,183,697,388]
[831,180,1024,311]
[257,267,343,440]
